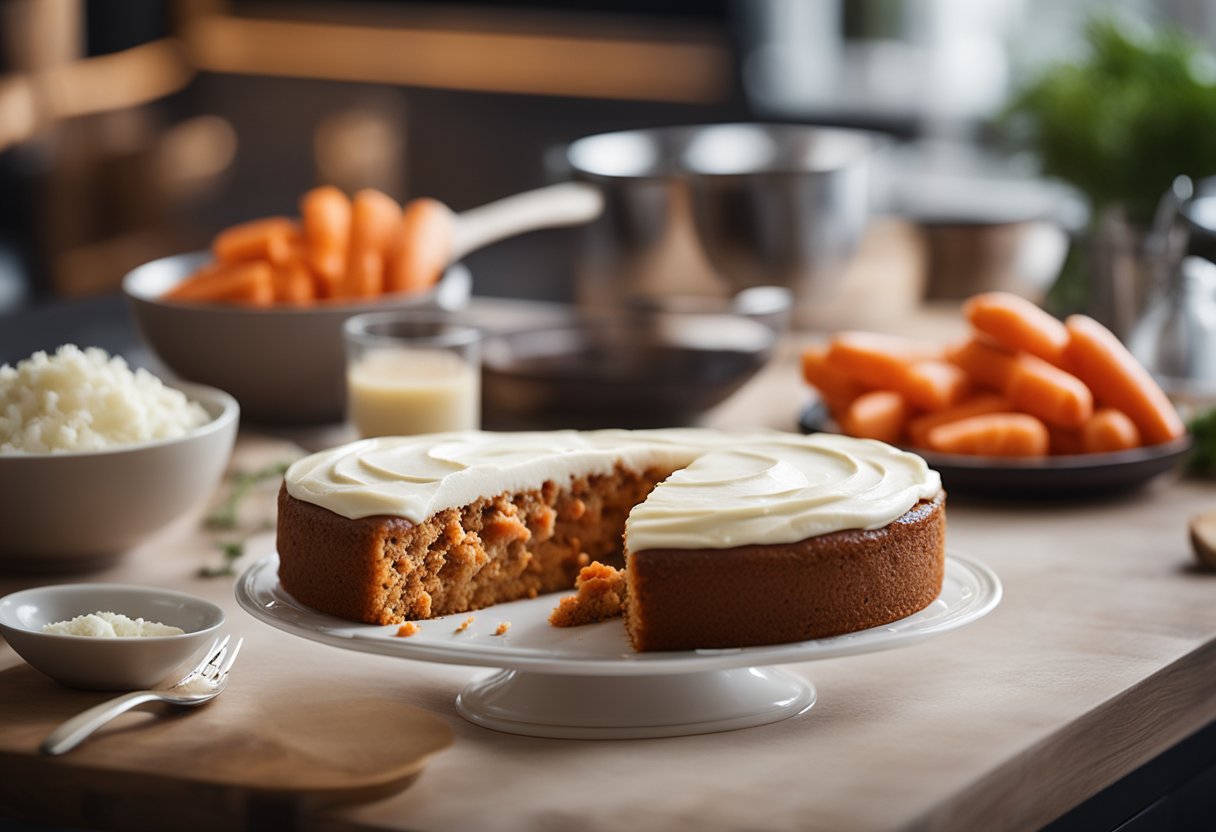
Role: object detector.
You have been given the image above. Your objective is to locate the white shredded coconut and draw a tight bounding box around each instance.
[0,345,210,453]
[41,611,185,637]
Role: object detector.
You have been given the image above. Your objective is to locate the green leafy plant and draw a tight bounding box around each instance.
[1007,17,1216,226]
[1186,407,1216,475]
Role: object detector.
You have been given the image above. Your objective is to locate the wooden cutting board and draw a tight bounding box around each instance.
[0,661,454,831]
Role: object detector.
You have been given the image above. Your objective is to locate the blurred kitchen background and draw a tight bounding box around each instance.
[2,0,1215,329]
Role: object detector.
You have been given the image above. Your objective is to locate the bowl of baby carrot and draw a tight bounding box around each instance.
[123,187,471,425]
[801,291,1192,496]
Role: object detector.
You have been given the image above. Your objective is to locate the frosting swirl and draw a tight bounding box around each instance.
[285,429,941,550]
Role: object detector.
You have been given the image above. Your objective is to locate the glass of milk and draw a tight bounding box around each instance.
[343,311,481,437]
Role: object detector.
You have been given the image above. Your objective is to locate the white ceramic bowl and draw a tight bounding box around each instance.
[0,382,238,571]
[124,251,472,425]
[0,583,225,689]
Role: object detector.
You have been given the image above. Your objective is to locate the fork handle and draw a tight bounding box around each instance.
[41,691,162,756]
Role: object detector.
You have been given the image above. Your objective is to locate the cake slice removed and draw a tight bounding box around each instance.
[548,561,627,627]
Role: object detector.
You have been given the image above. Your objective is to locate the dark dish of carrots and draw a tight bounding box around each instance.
[163,186,447,306]
[803,291,1187,458]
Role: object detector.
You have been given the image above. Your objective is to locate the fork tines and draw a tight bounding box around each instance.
[185,634,230,682]
[218,638,243,680]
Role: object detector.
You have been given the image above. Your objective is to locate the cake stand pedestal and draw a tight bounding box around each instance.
[456,666,815,739]
[237,553,1000,740]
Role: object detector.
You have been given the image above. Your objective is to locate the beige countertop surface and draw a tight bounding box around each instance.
[2,304,1215,832]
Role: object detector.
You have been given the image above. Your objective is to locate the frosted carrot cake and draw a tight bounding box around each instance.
[276,429,945,651]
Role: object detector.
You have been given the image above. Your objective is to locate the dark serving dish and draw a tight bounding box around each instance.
[798,400,1192,499]
[481,288,790,430]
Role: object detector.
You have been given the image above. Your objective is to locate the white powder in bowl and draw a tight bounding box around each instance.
[0,345,211,453]
[42,611,185,637]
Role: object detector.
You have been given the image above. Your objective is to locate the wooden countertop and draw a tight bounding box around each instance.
[1,305,1214,832]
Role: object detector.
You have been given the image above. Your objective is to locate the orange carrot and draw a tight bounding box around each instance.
[164,261,274,306]
[1005,352,1094,429]
[828,332,944,384]
[1048,426,1084,456]
[826,334,962,411]
[926,413,1049,457]
[1063,315,1186,446]
[1080,408,1142,454]
[901,360,970,411]
[341,189,402,298]
[963,291,1069,365]
[212,217,298,266]
[300,186,350,296]
[946,337,1019,391]
[801,346,868,414]
[272,258,317,305]
[906,393,1012,447]
[387,197,454,293]
[838,390,909,445]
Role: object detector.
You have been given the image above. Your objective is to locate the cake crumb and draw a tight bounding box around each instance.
[494,622,510,636]
[549,561,626,627]
[395,622,420,638]
[455,616,475,633]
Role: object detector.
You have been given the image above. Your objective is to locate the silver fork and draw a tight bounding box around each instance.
[41,635,243,756]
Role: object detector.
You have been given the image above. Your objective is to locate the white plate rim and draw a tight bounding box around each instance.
[236,551,1001,677]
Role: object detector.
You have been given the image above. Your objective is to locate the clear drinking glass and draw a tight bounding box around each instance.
[343,311,481,437]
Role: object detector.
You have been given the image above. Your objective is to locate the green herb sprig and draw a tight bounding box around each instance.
[198,540,247,578]
[204,461,291,531]
[197,460,292,578]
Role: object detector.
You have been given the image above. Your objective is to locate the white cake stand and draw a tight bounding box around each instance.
[236,553,1000,739]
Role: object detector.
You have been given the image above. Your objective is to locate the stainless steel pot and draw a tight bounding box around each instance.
[562,124,883,320]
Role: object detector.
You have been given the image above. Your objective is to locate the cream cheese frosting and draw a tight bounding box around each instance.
[284,429,941,551]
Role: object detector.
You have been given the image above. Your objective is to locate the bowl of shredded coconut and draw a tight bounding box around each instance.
[0,345,239,569]
[0,584,224,689]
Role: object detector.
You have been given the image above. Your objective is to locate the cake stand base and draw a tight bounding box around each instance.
[455,666,815,739]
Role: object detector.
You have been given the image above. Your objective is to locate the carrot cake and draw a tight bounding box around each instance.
[276,429,945,651]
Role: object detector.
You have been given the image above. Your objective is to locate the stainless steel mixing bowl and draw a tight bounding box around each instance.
[565,124,883,317]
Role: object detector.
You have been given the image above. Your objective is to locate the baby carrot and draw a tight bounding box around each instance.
[946,337,1019,391]
[342,189,402,298]
[343,252,382,300]
[1063,315,1186,446]
[827,332,944,388]
[906,393,1012,448]
[838,390,909,445]
[212,217,298,266]
[801,346,868,414]
[826,335,963,411]
[300,186,351,296]
[963,292,1069,366]
[387,197,454,293]
[272,258,317,305]
[1005,352,1094,429]
[164,261,274,306]
[901,359,970,411]
[1080,408,1142,454]
[1048,426,1084,456]
[926,413,1049,457]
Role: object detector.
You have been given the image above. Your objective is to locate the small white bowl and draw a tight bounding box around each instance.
[0,583,225,690]
[0,382,238,571]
